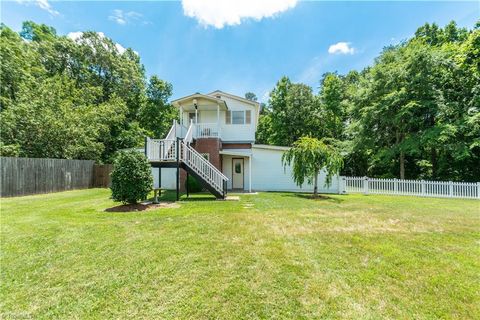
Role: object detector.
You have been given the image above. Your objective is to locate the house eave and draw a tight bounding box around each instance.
[171,93,228,111]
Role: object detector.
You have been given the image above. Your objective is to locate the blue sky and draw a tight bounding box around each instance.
[2,1,479,102]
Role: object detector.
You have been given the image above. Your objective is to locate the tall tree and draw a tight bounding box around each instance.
[0,21,171,162]
[244,92,258,102]
[138,76,176,138]
[317,72,348,139]
[267,77,320,146]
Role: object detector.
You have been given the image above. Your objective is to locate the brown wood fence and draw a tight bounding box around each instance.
[0,157,112,197]
[93,164,113,188]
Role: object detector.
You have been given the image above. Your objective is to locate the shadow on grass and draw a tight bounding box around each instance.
[105,202,179,212]
[181,197,217,202]
[149,190,217,202]
[278,192,344,203]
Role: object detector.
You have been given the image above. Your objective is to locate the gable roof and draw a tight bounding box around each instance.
[171,93,228,110]
[207,90,260,108]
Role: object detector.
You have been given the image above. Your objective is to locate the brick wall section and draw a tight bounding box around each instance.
[192,138,223,170]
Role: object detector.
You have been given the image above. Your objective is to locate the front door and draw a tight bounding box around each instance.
[232,158,244,190]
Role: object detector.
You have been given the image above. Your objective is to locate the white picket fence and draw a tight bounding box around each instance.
[340,176,480,200]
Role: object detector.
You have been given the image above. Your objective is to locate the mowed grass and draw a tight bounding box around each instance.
[1,189,479,319]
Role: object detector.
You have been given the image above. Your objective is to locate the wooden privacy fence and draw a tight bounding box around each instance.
[93,164,113,188]
[1,157,113,197]
[340,176,480,200]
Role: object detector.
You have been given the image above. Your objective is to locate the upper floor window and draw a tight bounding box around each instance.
[226,110,251,125]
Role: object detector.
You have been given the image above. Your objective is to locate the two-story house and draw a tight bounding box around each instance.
[145,90,339,199]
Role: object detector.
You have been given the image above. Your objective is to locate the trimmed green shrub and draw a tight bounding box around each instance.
[111,150,153,204]
[185,175,203,193]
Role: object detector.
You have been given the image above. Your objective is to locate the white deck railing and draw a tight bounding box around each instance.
[195,123,220,138]
[145,138,176,161]
[341,176,480,200]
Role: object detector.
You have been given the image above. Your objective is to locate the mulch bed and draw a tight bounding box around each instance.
[105,202,179,212]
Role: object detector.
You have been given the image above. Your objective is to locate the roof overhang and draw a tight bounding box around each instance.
[219,149,252,157]
[252,144,290,151]
[172,93,228,111]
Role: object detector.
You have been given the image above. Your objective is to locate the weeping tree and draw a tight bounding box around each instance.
[282,137,343,197]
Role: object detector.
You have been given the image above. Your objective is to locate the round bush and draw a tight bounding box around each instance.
[110,150,153,204]
[185,175,203,193]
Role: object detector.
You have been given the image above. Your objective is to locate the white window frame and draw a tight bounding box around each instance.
[231,111,245,124]
[226,110,252,125]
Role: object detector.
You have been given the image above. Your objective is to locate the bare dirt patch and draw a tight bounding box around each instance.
[105,202,179,212]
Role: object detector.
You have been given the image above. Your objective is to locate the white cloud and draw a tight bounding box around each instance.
[15,0,59,16]
[328,42,355,55]
[66,31,83,41]
[36,0,59,16]
[115,43,127,54]
[108,9,144,25]
[181,0,298,29]
[67,31,129,55]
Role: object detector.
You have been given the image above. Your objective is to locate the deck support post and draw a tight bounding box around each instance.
[186,171,189,198]
[158,167,162,198]
[176,138,180,201]
[248,155,252,193]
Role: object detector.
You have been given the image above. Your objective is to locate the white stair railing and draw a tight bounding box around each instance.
[180,141,228,195]
[184,121,195,144]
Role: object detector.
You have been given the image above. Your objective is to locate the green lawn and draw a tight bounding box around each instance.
[1,189,479,319]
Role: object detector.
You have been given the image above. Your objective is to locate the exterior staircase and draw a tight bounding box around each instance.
[145,121,228,199]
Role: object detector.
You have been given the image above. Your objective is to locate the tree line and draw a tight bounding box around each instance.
[253,21,479,182]
[1,21,176,163]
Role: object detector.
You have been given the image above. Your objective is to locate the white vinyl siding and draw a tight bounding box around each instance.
[250,147,340,193]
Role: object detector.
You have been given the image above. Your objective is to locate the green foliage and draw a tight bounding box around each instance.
[0,142,20,156]
[255,111,273,145]
[282,137,343,197]
[185,175,203,193]
[110,151,153,204]
[244,92,258,101]
[138,76,177,138]
[259,20,479,182]
[265,77,320,146]
[0,21,172,162]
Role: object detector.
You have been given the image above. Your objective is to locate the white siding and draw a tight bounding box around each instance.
[152,167,177,189]
[219,95,256,142]
[251,147,340,193]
